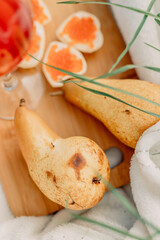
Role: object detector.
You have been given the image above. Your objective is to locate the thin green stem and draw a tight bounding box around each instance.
[150,152,160,155]
[27,53,91,81]
[144,42,160,52]
[71,214,145,240]
[29,54,160,117]
[74,82,160,119]
[104,180,160,233]
[92,63,160,80]
[149,231,160,239]
[109,0,156,73]
[58,1,160,22]
[83,79,160,108]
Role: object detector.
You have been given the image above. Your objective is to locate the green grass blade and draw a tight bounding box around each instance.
[27,53,91,82]
[155,13,160,25]
[28,54,139,83]
[108,0,156,73]
[103,180,160,233]
[144,66,160,72]
[94,64,160,79]
[144,42,160,52]
[87,80,160,108]
[74,82,160,118]
[28,54,160,112]
[65,196,69,208]
[93,65,137,80]
[28,54,160,113]
[58,1,160,22]
[71,214,145,240]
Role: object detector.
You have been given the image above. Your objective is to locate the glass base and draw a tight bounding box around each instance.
[0,69,45,120]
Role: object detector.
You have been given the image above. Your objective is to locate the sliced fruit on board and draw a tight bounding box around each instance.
[31,0,52,25]
[42,41,87,88]
[56,11,104,53]
[19,21,45,69]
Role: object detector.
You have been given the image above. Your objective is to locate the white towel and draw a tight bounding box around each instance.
[111,0,160,84]
[0,184,136,240]
[111,1,160,237]
[1,0,160,239]
[130,121,160,238]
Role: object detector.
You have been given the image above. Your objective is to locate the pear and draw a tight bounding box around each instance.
[63,79,160,149]
[14,99,110,210]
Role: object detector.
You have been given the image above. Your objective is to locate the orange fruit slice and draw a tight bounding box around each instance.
[42,41,87,88]
[56,11,104,53]
[19,21,45,69]
[31,0,52,25]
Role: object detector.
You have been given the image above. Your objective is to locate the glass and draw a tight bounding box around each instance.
[0,0,44,120]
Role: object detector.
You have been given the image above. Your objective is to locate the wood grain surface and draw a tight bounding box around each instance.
[0,0,136,216]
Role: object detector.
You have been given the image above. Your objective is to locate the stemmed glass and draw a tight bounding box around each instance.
[0,0,44,120]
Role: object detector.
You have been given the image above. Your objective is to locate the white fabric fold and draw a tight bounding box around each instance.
[0,186,135,240]
[111,0,160,84]
[130,121,160,237]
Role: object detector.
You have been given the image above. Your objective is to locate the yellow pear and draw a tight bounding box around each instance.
[63,79,160,148]
[14,99,110,210]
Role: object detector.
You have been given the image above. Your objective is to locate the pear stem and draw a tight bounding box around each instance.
[49,91,64,97]
[51,142,55,148]
[19,98,26,107]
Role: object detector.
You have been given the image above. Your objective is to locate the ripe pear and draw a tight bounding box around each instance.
[14,99,110,210]
[63,79,160,149]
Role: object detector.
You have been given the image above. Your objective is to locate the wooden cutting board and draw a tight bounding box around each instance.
[0,0,136,216]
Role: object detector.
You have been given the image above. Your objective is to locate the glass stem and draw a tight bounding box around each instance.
[1,73,18,91]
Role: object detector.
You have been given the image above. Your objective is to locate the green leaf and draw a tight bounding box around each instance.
[155,13,160,26]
